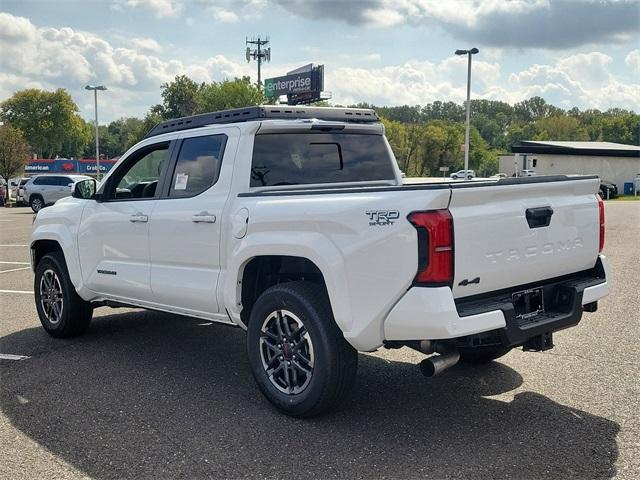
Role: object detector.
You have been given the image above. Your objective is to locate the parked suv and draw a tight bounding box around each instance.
[24,174,92,212]
[30,106,610,417]
[13,177,30,206]
[450,169,475,180]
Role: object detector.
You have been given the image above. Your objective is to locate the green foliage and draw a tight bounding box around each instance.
[0,89,89,158]
[152,75,264,120]
[2,81,637,173]
[198,77,264,112]
[534,116,589,141]
[0,124,30,200]
[600,113,640,145]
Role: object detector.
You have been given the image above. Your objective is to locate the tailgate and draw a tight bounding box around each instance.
[448,177,600,298]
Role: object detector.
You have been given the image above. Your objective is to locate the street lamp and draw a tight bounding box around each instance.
[85,85,107,181]
[454,48,479,175]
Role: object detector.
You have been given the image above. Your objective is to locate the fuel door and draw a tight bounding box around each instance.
[232,208,249,239]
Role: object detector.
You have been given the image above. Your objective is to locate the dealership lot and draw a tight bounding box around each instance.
[1,203,638,479]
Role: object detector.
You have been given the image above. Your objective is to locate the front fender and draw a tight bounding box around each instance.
[30,200,90,300]
[224,231,353,336]
[31,225,84,293]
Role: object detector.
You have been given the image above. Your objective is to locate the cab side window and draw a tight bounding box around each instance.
[105,143,169,200]
[169,135,226,198]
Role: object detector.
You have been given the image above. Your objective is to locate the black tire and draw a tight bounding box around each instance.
[246,281,358,418]
[34,252,93,338]
[467,175,473,180]
[459,346,511,364]
[30,195,44,213]
[451,175,458,179]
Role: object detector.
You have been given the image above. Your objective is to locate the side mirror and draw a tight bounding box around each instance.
[72,179,97,200]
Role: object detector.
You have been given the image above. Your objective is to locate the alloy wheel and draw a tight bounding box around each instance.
[39,269,63,325]
[259,309,315,395]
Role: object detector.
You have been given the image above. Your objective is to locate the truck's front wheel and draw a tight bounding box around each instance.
[34,252,93,338]
[246,281,357,417]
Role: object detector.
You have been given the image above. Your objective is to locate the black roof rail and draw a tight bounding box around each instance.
[144,105,380,139]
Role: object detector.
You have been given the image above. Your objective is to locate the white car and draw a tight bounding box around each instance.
[30,106,610,417]
[24,174,92,212]
[519,169,537,177]
[450,169,475,180]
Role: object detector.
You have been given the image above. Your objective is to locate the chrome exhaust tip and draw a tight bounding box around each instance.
[419,351,460,377]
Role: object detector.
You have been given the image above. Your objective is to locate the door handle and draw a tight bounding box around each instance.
[192,211,216,223]
[526,206,553,228]
[129,213,149,223]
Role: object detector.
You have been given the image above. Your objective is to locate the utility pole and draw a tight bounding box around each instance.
[454,48,479,175]
[246,36,271,87]
[84,84,107,181]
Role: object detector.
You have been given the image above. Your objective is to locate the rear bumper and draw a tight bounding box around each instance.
[384,255,610,344]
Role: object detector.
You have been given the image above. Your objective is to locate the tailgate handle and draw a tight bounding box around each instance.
[526,207,554,228]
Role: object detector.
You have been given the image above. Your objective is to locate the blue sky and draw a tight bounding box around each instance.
[1,0,638,123]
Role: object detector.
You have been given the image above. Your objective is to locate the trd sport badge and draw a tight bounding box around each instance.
[366,210,400,226]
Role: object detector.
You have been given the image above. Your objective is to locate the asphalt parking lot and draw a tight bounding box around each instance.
[1,202,638,479]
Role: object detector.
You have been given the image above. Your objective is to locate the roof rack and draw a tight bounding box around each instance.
[144,105,380,139]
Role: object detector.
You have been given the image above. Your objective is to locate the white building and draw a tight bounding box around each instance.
[499,141,640,193]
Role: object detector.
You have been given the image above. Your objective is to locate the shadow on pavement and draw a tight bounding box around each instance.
[1,310,619,479]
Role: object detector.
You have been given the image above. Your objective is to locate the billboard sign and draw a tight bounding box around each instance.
[24,158,117,176]
[264,64,324,103]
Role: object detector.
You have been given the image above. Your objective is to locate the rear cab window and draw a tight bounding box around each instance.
[250,132,396,187]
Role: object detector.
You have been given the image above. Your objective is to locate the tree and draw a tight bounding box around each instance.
[198,77,263,112]
[152,75,264,121]
[155,75,203,119]
[513,96,564,122]
[0,124,30,202]
[0,88,89,158]
[601,113,640,145]
[534,116,589,141]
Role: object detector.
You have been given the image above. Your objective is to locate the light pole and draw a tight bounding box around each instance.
[455,48,478,175]
[85,85,107,181]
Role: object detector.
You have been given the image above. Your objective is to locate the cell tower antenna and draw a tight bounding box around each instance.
[246,36,271,87]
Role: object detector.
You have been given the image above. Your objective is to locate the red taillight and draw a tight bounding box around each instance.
[408,210,454,286]
[598,194,605,252]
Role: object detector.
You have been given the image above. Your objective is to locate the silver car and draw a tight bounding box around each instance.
[24,174,93,212]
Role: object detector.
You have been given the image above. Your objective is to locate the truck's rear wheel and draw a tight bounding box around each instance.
[34,252,93,338]
[246,281,357,417]
[459,346,511,364]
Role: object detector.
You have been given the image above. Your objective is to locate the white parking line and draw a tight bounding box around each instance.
[0,244,29,247]
[0,289,33,294]
[0,261,30,265]
[0,267,30,274]
[0,354,30,361]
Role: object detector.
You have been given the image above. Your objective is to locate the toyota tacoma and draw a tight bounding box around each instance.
[30,106,610,417]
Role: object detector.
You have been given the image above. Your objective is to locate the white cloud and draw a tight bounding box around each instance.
[211,9,239,23]
[115,0,182,18]
[327,51,639,111]
[0,13,250,121]
[625,49,640,72]
[0,13,637,123]
[556,52,612,87]
[131,37,163,54]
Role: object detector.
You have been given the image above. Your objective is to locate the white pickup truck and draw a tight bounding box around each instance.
[31,106,610,417]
